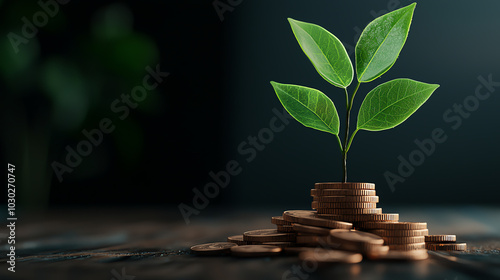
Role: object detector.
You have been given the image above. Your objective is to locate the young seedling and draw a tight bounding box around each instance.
[271,3,439,183]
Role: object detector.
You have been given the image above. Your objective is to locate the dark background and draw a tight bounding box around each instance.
[1,0,499,214]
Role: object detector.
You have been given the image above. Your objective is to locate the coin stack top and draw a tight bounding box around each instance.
[311,183,400,230]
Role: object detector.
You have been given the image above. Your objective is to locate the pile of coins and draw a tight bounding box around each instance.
[425,234,467,251]
[191,182,467,262]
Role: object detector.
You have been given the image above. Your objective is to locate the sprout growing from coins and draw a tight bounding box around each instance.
[271,3,439,182]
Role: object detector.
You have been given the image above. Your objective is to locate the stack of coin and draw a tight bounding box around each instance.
[271,216,294,233]
[312,183,399,228]
[425,235,467,251]
[364,222,428,251]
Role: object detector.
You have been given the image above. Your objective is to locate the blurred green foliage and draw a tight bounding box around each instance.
[0,2,162,210]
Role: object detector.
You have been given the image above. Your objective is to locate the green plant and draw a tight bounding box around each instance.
[270,3,439,182]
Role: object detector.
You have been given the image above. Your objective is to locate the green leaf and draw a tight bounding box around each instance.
[355,3,416,83]
[357,79,439,131]
[270,81,340,135]
[288,18,353,88]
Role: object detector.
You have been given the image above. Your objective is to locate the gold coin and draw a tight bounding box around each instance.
[339,242,387,254]
[370,229,429,237]
[190,242,237,255]
[312,202,377,209]
[328,229,385,253]
[283,210,315,223]
[230,245,282,257]
[227,235,248,245]
[388,242,426,250]
[292,223,332,236]
[321,213,399,222]
[312,196,379,203]
[283,210,352,229]
[425,243,467,251]
[367,249,428,260]
[315,182,375,190]
[271,216,291,225]
[329,229,384,245]
[277,225,295,233]
[311,189,376,196]
[364,222,427,230]
[425,235,456,243]
[383,236,425,244]
[243,229,296,242]
[299,248,363,264]
[365,245,390,256]
[296,235,330,245]
[283,247,316,255]
[262,242,295,248]
[318,208,382,215]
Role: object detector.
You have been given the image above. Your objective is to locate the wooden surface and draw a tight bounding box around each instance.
[1,206,499,280]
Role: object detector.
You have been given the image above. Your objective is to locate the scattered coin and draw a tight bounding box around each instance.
[231,245,282,257]
[292,223,332,236]
[313,196,379,203]
[283,210,315,223]
[271,216,291,225]
[425,235,456,243]
[382,236,425,244]
[388,242,426,250]
[243,229,296,242]
[322,213,399,222]
[312,202,377,209]
[262,242,295,249]
[283,247,315,255]
[367,249,428,261]
[190,242,237,255]
[277,225,295,233]
[283,210,352,229]
[365,245,390,256]
[227,235,248,245]
[329,229,384,253]
[311,189,376,196]
[369,229,429,237]
[299,248,363,264]
[328,229,385,245]
[363,222,427,230]
[296,235,330,245]
[425,242,467,251]
[318,208,382,215]
[315,182,375,190]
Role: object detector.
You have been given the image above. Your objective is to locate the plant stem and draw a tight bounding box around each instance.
[346,128,359,152]
[342,82,361,183]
